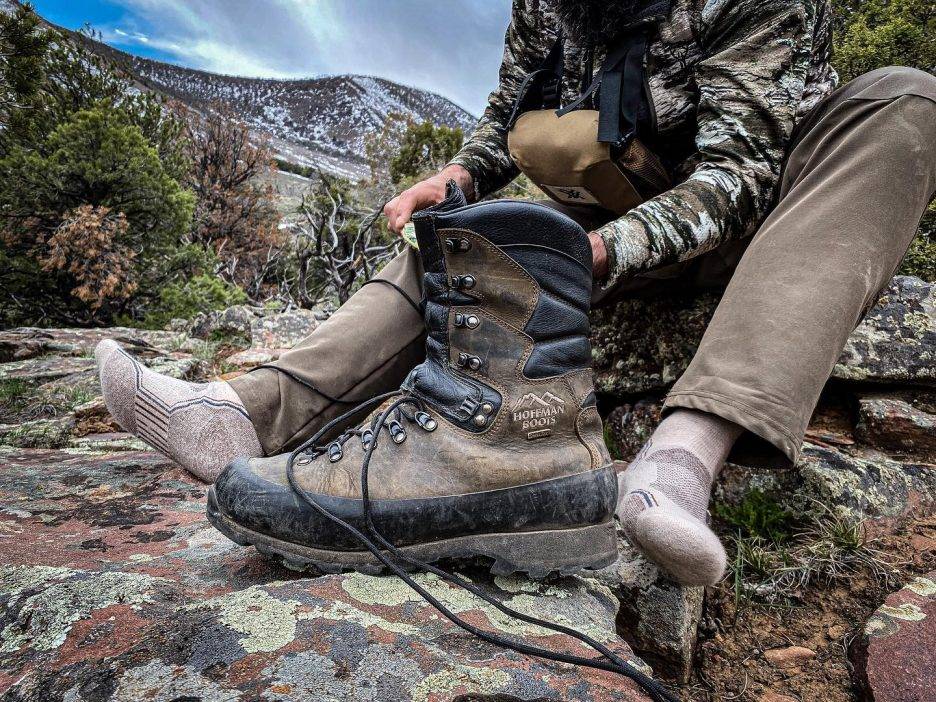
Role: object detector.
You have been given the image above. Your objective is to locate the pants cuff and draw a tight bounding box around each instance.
[227,368,298,456]
[662,390,801,468]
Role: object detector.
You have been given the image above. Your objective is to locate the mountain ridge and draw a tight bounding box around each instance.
[4,0,477,180]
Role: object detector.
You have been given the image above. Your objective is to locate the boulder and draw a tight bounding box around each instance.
[605,399,664,462]
[589,276,934,400]
[0,447,659,701]
[0,416,74,449]
[0,327,190,363]
[188,305,258,343]
[225,348,279,370]
[833,276,936,386]
[0,356,96,382]
[590,292,720,396]
[588,524,704,683]
[855,392,936,462]
[794,445,936,525]
[250,309,320,351]
[716,443,936,528]
[851,573,935,702]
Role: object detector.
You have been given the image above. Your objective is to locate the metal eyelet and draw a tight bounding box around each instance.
[472,414,487,427]
[481,402,494,414]
[454,313,480,329]
[388,420,406,444]
[450,274,476,290]
[457,352,482,371]
[327,442,343,462]
[415,411,437,432]
[296,455,314,466]
[361,429,375,450]
[444,237,471,253]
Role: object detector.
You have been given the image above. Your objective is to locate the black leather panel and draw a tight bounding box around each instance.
[211,461,617,552]
[402,359,502,430]
[525,291,590,339]
[524,336,593,377]
[431,200,592,270]
[498,243,592,378]
[499,244,591,312]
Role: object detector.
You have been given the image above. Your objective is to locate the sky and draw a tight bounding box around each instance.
[30,0,514,115]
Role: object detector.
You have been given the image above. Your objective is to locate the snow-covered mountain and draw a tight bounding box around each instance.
[108,51,478,180]
[4,0,477,180]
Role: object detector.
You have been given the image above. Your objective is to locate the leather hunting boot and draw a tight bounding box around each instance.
[207,184,618,577]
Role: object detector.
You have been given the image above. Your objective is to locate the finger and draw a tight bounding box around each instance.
[392,192,417,233]
[383,196,399,221]
[383,197,401,231]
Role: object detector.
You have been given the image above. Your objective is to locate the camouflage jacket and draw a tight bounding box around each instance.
[449,0,838,290]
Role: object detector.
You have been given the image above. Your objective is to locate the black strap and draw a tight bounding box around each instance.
[594,32,650,145]
[505,32,565,131]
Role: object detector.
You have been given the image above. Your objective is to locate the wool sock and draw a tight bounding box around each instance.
[95,339,262,482]
[616,408,743,585]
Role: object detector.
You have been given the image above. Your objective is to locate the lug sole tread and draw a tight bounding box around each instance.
[207,502,617,580]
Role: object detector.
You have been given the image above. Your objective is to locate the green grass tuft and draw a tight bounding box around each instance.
[714,489,799,544]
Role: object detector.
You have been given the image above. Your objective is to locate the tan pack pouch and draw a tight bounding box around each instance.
[508,109,670,215]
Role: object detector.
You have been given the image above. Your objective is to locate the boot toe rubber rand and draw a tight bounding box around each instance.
[207,189,620,579]
[207,456,619,579]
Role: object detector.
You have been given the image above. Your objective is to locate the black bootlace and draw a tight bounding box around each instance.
[284,392,679,702]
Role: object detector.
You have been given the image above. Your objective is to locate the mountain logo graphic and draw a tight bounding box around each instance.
[512,392,566,412]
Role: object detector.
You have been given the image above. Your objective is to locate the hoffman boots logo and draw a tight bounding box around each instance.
[512,392,566,439]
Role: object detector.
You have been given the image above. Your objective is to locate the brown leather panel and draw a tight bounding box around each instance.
[285,409,595,500]
[576,405,611,471]
[439,228,538,331]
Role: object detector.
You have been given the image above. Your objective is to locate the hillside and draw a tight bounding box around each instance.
[93,45,477,180]
[3,0,476,180]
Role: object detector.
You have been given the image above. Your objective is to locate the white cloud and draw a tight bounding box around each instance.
[95,0,513,114]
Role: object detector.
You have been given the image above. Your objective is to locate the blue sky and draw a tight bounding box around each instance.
[31,1,513,114]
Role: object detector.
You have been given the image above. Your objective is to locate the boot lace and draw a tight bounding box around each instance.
[296,392,436,465]
[284,391,679,702]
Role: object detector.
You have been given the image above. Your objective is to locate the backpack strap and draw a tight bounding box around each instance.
[507,0,673,141]
[596,31,650,145]
[505,32,565,131]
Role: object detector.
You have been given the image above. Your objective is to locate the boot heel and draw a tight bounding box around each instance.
[478,521,619,578]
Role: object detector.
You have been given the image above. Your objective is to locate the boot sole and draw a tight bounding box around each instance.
[207,499,618,579]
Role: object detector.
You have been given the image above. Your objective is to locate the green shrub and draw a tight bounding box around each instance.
[831,0,936,280]
[832,0,935,83]
[389,121,463,185]
[142,274,247,329]
[0,105,195,325]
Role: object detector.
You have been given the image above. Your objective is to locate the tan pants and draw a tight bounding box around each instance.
[231,66,936,466]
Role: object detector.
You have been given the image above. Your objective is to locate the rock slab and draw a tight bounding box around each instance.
[852,573,935,702]
[833,276,936,386]
[588,525,703,683]
[0,446,655,701]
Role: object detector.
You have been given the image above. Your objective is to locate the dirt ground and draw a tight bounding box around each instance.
[676,515,935,701]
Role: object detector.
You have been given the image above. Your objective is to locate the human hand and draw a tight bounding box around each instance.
[383,164,473,234]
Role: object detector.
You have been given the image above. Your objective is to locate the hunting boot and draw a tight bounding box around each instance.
[207,184,618,577]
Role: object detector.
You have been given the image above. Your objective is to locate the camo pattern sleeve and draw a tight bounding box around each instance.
[447,0,550,200]
[595,0,820,291]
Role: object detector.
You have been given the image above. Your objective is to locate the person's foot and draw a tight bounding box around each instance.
[616,409,742,585]
[95,339,262,482]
